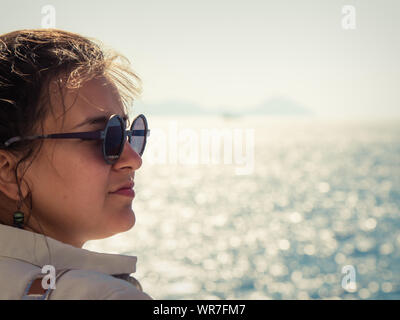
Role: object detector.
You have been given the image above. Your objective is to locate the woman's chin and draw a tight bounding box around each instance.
[97,210,136,239]
[114,209,136,233]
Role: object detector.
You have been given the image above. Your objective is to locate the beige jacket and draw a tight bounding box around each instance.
[0,223,153,300]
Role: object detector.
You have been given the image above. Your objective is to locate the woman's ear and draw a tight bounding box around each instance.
[0,150,27,201]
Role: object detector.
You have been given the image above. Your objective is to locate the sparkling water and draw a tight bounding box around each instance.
[85,115,400,300]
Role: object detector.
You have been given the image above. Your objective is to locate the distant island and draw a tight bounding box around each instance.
[132,96,315,117]
[246,97,315,116]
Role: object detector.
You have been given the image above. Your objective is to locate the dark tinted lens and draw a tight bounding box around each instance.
[130,116,146,155]
[105,116,124,160]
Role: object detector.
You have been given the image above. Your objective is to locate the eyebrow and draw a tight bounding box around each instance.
[74,114,129,129]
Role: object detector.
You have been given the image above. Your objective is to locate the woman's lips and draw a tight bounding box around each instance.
[110,188,135,198]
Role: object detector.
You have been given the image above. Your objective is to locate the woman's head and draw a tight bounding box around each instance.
[0,29,143,247]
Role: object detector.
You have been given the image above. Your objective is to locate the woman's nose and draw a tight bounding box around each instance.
[114,138,142,170]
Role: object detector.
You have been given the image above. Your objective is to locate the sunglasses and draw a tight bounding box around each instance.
[2,114,150,165]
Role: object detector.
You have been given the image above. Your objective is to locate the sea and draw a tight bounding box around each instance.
[84,115,400,300]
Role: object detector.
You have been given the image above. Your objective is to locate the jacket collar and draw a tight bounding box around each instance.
[0,223,137,275]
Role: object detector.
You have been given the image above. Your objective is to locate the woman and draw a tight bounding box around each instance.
[0,29,153,299]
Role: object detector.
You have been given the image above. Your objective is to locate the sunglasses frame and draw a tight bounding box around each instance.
[1,113,150,165]
[103,114,150,164]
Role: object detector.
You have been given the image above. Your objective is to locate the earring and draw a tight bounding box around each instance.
[13,199,24,229]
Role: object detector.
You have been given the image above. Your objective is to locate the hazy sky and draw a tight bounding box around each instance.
[1,0,399,117]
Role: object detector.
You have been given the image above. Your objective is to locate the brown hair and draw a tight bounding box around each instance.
[0,29,142,232]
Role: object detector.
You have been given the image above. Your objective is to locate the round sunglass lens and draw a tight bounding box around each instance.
[130,116,146,155]
[105,116,124,161]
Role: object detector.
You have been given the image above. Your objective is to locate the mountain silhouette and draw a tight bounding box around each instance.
[132,97,314,116]
[248,97,315,116]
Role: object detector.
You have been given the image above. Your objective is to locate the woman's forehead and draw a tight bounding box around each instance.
[46,77,126,131]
